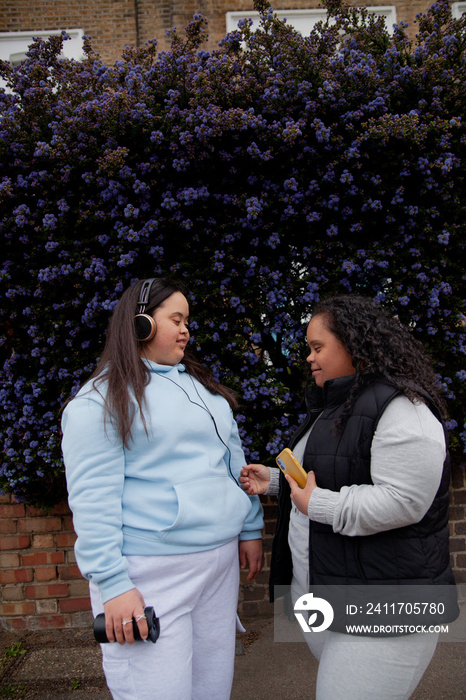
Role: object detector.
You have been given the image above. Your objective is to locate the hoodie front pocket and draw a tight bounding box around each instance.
[160,475,252,546]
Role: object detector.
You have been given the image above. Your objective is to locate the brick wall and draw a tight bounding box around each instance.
[0,0,450,65]
[0,0,138,65]
[239,497,276,617]
[1,467,465,630]
[138,0,434,54]
[0,494,90,631]
[450,466,466,582]
[0,489,278,631]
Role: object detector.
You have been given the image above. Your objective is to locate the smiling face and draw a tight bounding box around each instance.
[306,313,355,387]
[142,291,190,365]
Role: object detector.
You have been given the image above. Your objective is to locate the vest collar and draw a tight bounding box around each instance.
[306,373,358,412]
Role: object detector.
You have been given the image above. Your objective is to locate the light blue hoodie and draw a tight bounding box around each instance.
[62,360,263,603]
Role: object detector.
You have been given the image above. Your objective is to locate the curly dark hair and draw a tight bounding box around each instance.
[311,294,447,424]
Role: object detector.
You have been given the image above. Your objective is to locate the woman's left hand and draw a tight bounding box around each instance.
[103,588,148,645]
[239,539,263,581]
[285,471,317,515]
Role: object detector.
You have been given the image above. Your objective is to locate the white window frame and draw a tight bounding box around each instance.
[226,7,397,36]
[451,2,466,18]
[0,28,84,66]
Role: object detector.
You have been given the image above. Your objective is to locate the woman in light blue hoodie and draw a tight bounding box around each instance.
[61,277,263,700]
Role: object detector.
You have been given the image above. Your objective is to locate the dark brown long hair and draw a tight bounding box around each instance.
[87,278,237,446]
[311,294,447,427]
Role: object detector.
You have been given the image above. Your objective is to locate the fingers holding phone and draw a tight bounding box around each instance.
[276,448,308,488]
[285,470,317,515]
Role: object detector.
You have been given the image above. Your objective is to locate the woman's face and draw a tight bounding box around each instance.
[143,291,190,365]
[306,314,355,387]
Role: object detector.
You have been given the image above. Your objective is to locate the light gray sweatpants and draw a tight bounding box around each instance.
[90,538,239,700]
[289,506,439,700]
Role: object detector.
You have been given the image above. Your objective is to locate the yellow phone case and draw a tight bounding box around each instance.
[276,448,308,489]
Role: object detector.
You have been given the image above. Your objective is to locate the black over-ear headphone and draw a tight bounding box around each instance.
[134,278,157,342]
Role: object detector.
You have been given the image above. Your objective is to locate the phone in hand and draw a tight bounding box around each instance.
[276,448,308,489]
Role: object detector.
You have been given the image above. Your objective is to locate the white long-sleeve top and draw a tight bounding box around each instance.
[267,395,446,538]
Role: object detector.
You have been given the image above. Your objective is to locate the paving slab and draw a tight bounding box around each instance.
[1,615,465,699]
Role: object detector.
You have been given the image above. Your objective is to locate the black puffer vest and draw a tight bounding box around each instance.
[270,376,456,597]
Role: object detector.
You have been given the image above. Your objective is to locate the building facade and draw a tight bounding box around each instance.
[1,0,465,66]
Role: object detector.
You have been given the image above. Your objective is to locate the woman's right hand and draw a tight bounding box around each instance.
[240,464,270,495]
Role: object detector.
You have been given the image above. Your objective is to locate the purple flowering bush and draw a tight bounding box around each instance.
[0,0,465,507]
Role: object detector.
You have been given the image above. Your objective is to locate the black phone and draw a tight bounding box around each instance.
[93,606,160,644]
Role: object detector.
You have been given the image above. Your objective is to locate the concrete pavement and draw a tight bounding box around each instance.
[1,614,465,699]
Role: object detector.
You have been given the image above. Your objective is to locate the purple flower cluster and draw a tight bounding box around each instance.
[0,0,464,506]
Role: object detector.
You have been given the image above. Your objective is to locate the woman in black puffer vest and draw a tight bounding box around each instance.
[240,294,458,700]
